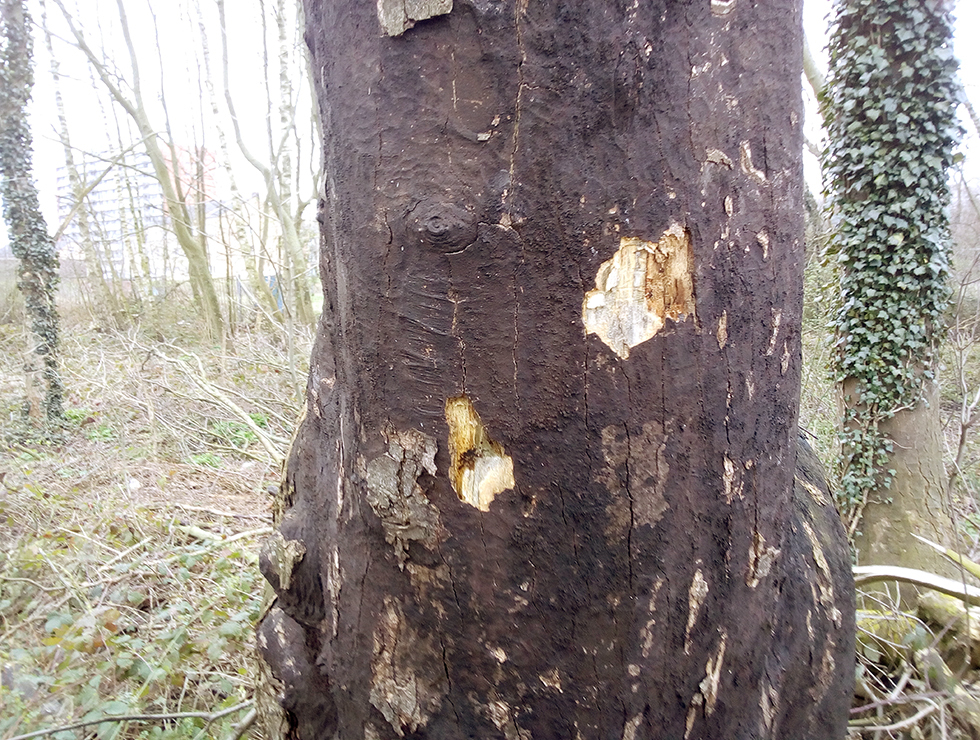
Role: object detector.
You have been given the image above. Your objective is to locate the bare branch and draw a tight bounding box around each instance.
[4,701,254,740]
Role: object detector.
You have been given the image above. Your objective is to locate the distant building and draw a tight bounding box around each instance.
[55,150,168,274]
[55,147,223,285]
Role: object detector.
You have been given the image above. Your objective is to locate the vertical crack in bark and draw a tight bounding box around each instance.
[449,287,468,389]
[505,0,527,215]
[438,635,462,730]
[512,259,521,413]
[623,376,636,591]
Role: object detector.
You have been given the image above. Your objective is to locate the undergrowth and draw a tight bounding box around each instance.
[0,314,312,739]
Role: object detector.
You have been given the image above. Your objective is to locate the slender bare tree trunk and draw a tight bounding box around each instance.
[257,1,856,738]
[51,0,225,341]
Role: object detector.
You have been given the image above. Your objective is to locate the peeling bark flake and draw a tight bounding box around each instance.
[364,426,441,566]
[583,225,695,359]
[259,532,306,592]
[711,0,736,16]
[377,0,452,36]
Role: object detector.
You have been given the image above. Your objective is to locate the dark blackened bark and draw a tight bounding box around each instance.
[257,1,855,738]
[0,0,63,424]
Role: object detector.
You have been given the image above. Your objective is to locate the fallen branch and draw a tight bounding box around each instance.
[224,707,258,740]
[853,565,980,606]
[5,700,254,740]
[848,700,942,731]
[149,501,268,520]
[912,532,980,581]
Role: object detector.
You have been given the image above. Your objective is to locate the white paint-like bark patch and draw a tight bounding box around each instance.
[684,566,709,654]
[377,0,452,36]
[539,667,563,692]
[766,309,782,356]
[622,714,643,740]
[760,680,779,735]
[739,140,767,182]
[801,519,843,627]
[711,0,736,15]
[583,225,695,359]
[746,530,781,588]
[641,577,665,658]
[476,695,532,740]
[704,147,732,168]
[716,310,728,350]
[685,631,728,738]
[722,454,744,503]
[796,474,829,507]
[261,532,307,591]
[445,396,514,511]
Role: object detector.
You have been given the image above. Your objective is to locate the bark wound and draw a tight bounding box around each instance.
[377,0,452,36]
[583,225,695,359]
[445,396,514,511]
[370,597,448,736]
[364,426,440,566]
[711,0,737,16]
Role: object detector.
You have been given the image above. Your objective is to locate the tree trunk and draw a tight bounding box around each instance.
[820,0,962,599]
[257,1,856,738]
[852,381,959,584]
[0,0,63,425]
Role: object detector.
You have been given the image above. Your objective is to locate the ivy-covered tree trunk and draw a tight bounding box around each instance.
[256,1,856,738]
[0,0,63,425]
[822,0,961,583]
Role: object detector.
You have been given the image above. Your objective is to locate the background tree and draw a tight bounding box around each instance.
[0,0,63,425]
[255,0,854,738]
[821,0,962,580]
[50,0,225,341]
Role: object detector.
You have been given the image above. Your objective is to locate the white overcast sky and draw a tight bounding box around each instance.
[2,0,979,251]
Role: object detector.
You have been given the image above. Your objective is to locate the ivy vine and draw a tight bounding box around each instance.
[821,0,960,519]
